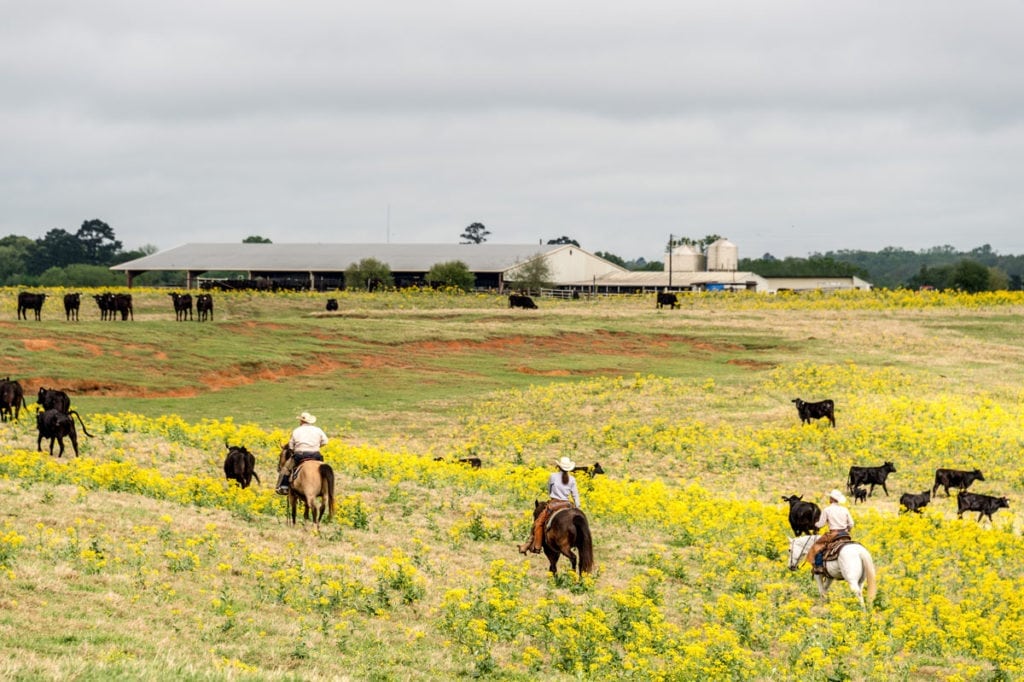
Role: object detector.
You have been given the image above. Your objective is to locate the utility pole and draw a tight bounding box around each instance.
[668,233,673,289]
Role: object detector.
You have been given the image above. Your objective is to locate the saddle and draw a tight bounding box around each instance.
[822,534,855,562]
[545,505,573,530]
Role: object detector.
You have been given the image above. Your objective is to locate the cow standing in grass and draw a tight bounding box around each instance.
[792,398,836,427]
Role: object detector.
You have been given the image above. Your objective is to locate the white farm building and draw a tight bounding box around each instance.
[111,239,871,294]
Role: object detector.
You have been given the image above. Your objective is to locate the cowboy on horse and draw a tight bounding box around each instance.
[806,488,855,575]
[519,456,581,555]
[275,411,329,494]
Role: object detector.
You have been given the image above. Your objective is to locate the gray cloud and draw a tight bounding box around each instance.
[3,1,1024,262]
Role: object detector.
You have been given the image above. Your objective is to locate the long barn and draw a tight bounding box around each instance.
[110,242,627,290]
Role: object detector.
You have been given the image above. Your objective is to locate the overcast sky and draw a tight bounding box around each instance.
[3,1,1023,261]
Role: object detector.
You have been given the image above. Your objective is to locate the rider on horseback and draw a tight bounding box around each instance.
[518,456,581,554]
[806,489,855,575]
[276,412,329,495]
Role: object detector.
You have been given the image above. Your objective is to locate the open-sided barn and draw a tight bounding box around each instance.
[110,243,627,290]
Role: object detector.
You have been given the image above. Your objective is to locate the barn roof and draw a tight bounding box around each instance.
[111,243,563,274]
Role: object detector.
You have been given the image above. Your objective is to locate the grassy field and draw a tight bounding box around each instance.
[2,286,1024,680]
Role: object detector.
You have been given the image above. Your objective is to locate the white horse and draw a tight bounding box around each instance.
[787,534,877,609]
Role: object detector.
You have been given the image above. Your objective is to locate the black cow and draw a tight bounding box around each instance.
[457,457,482,469]
[851,485,868,504]
[169,292,193,321]
[899,490,931,513]
[847,461,896,497]
[325,298,339,311]
[17,292,46,320]
[64,292,81,321]
[0,379,28,422]
[957,491,1009,523]
[932,468,985,497]
[656,292,679,309]
[196,294,214,322]
[37,387,71,413]
[781,494,821,536]
[37,408,92,457]
[94,292,114,320]
[509,294,538,309]
[574,462,605,477]
[113,293,133,321]
[792,398,836,427]
[223,445,260,488]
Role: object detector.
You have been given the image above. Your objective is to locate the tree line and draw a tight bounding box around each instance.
[0,220,176,287]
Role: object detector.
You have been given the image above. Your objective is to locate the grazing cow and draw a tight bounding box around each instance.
[113,293,134,321]
[37,408,92,457]
[17,292,46,320]
[656,292,679,309]
[851,485,868,504]
[781,495,821,536]
[509,294,538,309]
[932,468,985,497]
[223,445,260,489]
[574,462,605,477]
[792,398,836,427]
[957,491,1010,523]
[899,490,931,513]
[196,294,214,321]
[0,379,28,422]
[325,298,339,311]
[64,292,81,321]
[169,292,193,321]
[847,461,896,497]
[37,387,71,413]
[457,457,482,469]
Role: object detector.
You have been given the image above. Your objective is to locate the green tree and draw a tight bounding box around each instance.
[547,236,580,247]
[594,251,627,267]
[0,235,34,282]
[507,254,552,295]
[952,259,990,292]
[243,235,272,243]
[987,266,1010,291]
[460,222,490,244]
[344,258,393,291]
[27,229,85,275]
[425,260,475,291]
[76,219,122,264]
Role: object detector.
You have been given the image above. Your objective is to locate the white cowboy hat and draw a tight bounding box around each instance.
[829,488,847,505]
[556,456,576,472]
[298,412,317,424]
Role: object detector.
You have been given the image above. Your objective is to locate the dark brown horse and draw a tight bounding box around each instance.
[278,445,335,529]
[532,501,594,576]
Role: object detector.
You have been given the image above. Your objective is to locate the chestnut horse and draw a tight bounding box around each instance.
[532,501,594,576]
[278,445,335,528]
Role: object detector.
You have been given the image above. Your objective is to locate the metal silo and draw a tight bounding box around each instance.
[665,244,705,272]
[706,238,738,271]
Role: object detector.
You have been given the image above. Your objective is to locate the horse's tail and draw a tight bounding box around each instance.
[69,410,94,438]
[861,547,877,608]
[320,464,335,520]
[574,512,594,574]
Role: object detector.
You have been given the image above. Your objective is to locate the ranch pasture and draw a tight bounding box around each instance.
[2,287,1024,679]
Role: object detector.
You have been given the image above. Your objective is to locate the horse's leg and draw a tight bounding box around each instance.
[542,544,559,574]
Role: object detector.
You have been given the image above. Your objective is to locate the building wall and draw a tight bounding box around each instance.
[505,246,626,283]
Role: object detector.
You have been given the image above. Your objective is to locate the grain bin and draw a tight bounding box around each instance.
[706,238,738,271]
[665,244,705,272]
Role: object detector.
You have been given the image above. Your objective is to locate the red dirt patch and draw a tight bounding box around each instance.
[22,339,58,351]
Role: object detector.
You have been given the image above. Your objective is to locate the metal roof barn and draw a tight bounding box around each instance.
[110,242,626,290]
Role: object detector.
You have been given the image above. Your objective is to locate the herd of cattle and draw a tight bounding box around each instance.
[14,291,214,322]
[0,381,93,457]
[4,378,1012,529]
[785,397,1011,533]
